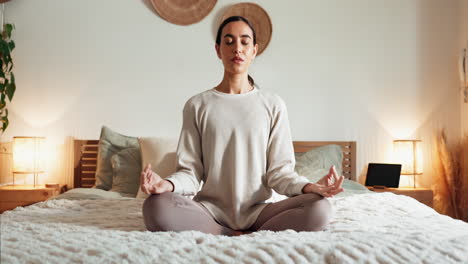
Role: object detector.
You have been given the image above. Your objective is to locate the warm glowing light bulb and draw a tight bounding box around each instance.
[393,140,423,188]
[13,137,46,174]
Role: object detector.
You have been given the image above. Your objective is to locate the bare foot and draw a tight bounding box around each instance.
[230,230,244,236]
[230,230,253,236]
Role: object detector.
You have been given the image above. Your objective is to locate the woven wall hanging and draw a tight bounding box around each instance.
[150,0,217,26]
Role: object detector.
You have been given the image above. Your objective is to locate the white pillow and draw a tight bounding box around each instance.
[136,137,178,199]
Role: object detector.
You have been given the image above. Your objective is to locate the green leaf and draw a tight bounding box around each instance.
[6,83,15,101]
[0,111,6,133]
[1,44,8,55]
[0,23,14,133]
[8,40,15,51]
[1,41,9,55]
[2,116,8,131]
[4,24,13,39]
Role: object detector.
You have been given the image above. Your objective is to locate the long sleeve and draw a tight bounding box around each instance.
[164,87,310,230]
[165,101,203,196]
[265,97,310,197]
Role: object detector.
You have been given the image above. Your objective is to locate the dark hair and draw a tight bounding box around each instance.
[215,16,257,87]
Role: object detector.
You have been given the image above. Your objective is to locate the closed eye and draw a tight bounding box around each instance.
[223,34,252,45]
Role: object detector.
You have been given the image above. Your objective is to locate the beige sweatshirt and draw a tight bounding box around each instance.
[165,86,310,230]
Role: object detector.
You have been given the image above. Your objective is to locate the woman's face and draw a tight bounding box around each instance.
[216,21,258,76]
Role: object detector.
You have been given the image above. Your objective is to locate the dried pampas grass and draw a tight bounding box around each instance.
[433,130,468,221]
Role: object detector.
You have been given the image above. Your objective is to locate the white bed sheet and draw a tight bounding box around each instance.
[1,191,468,264]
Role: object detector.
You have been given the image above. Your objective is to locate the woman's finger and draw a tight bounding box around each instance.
[321,184,337,193]
[333,175,344,188]
[143,172,150,185]
[324,182,342,194]
[332,165,340,182]
[145,164,152,175]
[338,175,344,187]
[145,184,152,194]
[327,173,333,185]
[329,187,343,196]
[146,172,152,184]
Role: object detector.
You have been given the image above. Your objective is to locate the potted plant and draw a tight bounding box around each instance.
[0,22,15,133]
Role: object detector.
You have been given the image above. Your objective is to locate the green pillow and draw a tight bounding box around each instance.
[94,126,139,190]
[294,144,343,182]
[109,147,141,197]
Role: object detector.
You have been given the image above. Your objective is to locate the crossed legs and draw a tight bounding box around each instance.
[248,192,333,232]
[142,192,235,236]
[142,192,333,235]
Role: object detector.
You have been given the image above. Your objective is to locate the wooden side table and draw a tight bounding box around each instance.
[0,184,67,213]
[367,187,433,208]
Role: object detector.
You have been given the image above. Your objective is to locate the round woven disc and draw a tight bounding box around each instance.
[150,0,217,26]
[221,3,272,55]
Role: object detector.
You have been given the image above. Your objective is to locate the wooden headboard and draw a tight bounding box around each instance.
[73,140,99,188]
[73,140,357,188]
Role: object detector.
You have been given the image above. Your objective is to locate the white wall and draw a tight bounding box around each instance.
[0,0,463,188]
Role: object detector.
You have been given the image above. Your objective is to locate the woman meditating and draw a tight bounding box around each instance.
[141,16,344,236]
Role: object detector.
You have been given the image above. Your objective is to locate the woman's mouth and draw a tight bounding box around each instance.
[231,57,244,64]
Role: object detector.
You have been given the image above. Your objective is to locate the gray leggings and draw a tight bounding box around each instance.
[142,192,333,236]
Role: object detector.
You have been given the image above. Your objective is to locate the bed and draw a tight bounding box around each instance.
[1,139,468,264]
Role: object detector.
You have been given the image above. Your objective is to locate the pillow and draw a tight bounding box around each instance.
[136,137,178,199]
[109,147,141,197]
[94,126,139,190]
[294,144,343,182]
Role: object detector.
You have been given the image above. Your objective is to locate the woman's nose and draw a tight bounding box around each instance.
[233,42,242,54]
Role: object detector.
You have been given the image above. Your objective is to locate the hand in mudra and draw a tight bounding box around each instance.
[140,164,174,194]
[302,165,344,197]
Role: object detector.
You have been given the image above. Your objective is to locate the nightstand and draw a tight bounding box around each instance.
[0,184,67,213]
[367,187,433,208]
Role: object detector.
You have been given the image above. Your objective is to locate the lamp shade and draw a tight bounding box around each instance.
[13,136,46,174]
[393,140,423,175]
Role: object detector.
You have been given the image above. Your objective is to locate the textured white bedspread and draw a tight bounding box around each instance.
[1,192,468,264]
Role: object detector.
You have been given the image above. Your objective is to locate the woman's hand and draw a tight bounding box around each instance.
[140,164,174,194]
[302,165,345,197]
[317,165,341,187]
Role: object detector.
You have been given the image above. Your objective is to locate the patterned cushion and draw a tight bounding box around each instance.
[93,126,139,190]
[110,147,141,197]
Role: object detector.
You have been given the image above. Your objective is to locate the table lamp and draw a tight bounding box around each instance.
[393,139,423,188]
[12,136,46,187]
